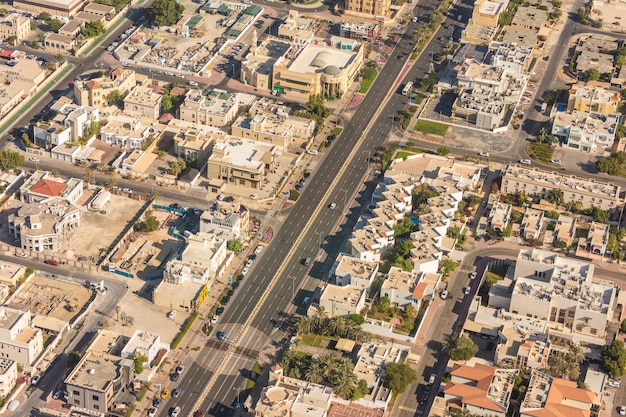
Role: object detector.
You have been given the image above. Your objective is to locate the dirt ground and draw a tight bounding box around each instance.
[10,275,92,321]
[61,194,144,261]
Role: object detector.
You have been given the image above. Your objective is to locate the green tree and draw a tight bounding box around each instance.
[133,351,148,374]
[84,20,105,38]
[584,68,601,81]
[444,332,479,360]
[161,94,174,113]
[227,239,243,252]
[307,95,330,118]
[502,225,513,237]
[0,150,24,170]
[547,188,564,206]
[621,319,626,334]
[602,340,626,378]
[106,90,125,107]
[376,296,391,313]
[135,217,160,232]
[436,146,450,156]
[383,362,417,394]
[351,379,369,400]
[369,277,383,297]
[348,314,365,325]
[151,0,184,26]
[49,19,64,32]
[24,267,34,277]
[577,7,587,23]
[68,350,81,367]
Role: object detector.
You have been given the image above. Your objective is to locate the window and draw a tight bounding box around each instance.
[92,395,99,401]
[93,405,100,410]
[73,390,80,396]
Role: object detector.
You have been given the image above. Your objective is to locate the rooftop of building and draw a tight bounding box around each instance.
[569,83,621,103]
[383,266,419,295]
[66,350,120,391]
[503,164,620,198]
[333,253,378,280]
[124,85,162,107]
[521,370,595,412]
[283,41,359,74]
[320,284,365,308]
[209,136,276,171]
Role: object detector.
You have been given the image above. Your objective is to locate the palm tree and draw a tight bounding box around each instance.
[305,359,325,384]
[548,352,569,377]
[296,316,312,335]
[567,343,586,365]
[331,365,357,399]
[328,316,346,337]
[280,348,297,369]
[311,306,328,333]
[567,363,581,381]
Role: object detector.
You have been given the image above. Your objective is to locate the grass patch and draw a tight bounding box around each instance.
[396,151,415,159]
[527,142,554,163]
[252,362,263,374]
[299,334,337,347]
[246,378,256,390]
[414,120,449,136]
[359,68,378,94]
[412,93,425,105]
[575,227,589,238]
[171,311,199,350]
[125,404,136,417]
[478,264,508,305]
[288,189,300,201]
[330,127,343,136]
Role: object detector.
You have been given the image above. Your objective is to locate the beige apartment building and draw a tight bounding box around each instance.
[0,14,31,41]
[206,137,278,189]
[344,0,391,18]
[123,85,162,119]
[74,68,136,108]
[567,83,621,114]
[14,0,83,17]
[502,164,621,212]
[471,0,504,26]
[179,89,255,128]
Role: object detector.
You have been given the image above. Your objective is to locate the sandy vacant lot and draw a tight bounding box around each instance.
[63,195,145,260]
[10,275,92,322]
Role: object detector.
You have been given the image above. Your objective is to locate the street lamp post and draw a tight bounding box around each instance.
[233,387,241,411]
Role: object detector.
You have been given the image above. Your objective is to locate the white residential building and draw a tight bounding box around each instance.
[0,359,17,397]
[100,115,159,149]
[179,89,256,128]
[0,307,43,366]
[330,253,378,289]
[552,111,618,153]
[318,284,366,318]
[510,249,616,341]
[120,330,160,367]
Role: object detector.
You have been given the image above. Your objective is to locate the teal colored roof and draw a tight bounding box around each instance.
[244,5,261,15]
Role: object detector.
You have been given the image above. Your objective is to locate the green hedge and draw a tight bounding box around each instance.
[171,311,199,349]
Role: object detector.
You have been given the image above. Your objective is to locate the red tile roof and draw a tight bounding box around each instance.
[30,179,66,197]
[85,80,101,90]
[413,282,428,299]
[445,363,506,413]
[112,67,124,76]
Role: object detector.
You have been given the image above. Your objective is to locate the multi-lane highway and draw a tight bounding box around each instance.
[157,2,488,416]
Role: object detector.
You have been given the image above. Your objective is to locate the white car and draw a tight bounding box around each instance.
[29,157,39,162]
[171,407,181,417]
[211,315,219,324]
[478,152,489,157]
[189,81,198,86]
[250,194,258,200]
[167,310,176,319]
[550,159,562,165]
[412,16,418,22]
[148,408,157,417]
[218,194,225,201]
[440,290,448,299]
[329,203,337,210]
[242,267,249,275]
[254,245,263,254]
[463,286,471,295]
[15,252,27,258]
[31,375,41,385]
[519,159,532,165]
[246,260,253,267]
[122,188,132,193]
[470,272,477,280]
[619,406,626,416]
[306,150,318,155]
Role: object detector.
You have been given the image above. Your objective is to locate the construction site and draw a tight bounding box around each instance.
[108,208,183,279]
[9,275,92,322]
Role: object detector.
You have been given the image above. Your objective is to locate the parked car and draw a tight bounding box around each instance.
[168,310,176,319]
[148,408,157,417]
[211,315,219,324]
[463,286,471,295]
[45,259,60,266]
[550,159,562,165]
[172,388,181,398]
[428,373,436,384]
[160,390,169,399]
[478,152,489,157]
[153,398,162,408]
[440,290,448,299]
[29,157,40,162]
[171,407,181,417]
[176,365,184,374]
[470,272,477,280]
[519,159,532,165]
[31,375,41,385]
